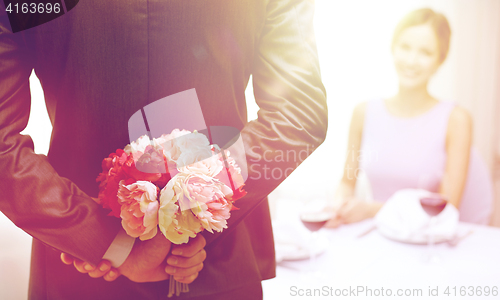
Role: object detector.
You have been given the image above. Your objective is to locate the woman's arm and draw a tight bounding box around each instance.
[439,106,473,208]
[326,102,384,227]
[335,102,367,202]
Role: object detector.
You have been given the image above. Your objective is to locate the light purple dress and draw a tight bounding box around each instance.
[359,99,492,224]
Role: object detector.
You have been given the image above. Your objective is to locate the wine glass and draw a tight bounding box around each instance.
[299,209,330,278]
[419,194,447,263]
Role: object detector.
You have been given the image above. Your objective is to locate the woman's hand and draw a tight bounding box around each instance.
[325,199,382,228]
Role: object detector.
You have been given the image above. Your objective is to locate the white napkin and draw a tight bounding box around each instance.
[272,220,313,262]
[375,189,459,243]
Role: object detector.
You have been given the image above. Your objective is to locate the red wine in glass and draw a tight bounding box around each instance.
[420,195,447,216]
[300,212,331,232]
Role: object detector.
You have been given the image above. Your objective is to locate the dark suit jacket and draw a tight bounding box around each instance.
[0,0,327,299]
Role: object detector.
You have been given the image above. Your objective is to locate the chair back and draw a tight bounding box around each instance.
[459,148,493,225]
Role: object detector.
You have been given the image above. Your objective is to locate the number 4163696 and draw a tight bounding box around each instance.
[5,2,61,14]
[444,286,498,297]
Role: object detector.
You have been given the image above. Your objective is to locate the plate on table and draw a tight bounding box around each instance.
[275,235,328,262]
[377,226,454,245]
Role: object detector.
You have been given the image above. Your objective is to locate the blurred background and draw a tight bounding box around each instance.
[257,0,500,226]
[1,0,499,299]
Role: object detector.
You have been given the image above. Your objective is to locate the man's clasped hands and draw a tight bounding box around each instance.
[60,233,207,283]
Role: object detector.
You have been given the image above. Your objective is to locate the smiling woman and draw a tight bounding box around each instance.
[391,9,450,95]
[392,8,451,63]
[258,1,500,231]
[324,7,494,227]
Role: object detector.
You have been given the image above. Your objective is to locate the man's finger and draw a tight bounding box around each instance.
[167,249,206,269]
[165,262,203,277]
[174,271,199,284]
[103,269,121,282]
[87,261,112,278]
[73,260,95,274]
[171,235,206,257]
[60,253,75,265]
[88,269,106,278]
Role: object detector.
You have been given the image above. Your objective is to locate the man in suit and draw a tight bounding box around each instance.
[0,0,327,299]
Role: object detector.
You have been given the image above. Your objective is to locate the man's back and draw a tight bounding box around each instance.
[0,1,327,298]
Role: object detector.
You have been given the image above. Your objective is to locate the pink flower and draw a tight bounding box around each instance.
[155,129,191,162]
[163,210,203,244]
[121,149,164,183]
[96,129,246,244]
[177,146,223,177]
[159,177,203,244]
[117,181,159,241]
[175,130,210,152]
[158,179,181,234]
[124,135,154,155]
[179,173,234,233]
[96,149,135,218]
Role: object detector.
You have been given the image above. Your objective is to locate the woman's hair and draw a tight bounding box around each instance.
[392,8,451,64]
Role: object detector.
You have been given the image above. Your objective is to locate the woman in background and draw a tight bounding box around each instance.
[326,8,488,227]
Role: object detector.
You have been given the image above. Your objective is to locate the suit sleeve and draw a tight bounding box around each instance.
[0,8,121,266]
[204,0,327,245]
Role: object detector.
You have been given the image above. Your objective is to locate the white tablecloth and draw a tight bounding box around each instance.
[2,211,499,300]
[263,220,500,300]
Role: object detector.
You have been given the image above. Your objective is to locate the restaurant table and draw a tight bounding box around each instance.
[2,212,499,300]
[263,220,500,300]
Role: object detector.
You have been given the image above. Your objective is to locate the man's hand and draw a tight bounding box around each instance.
[60,231,171,282]
[117,231,172,282]
[60,233,207,284]
[60,253,120,281]
[165,234,206,284]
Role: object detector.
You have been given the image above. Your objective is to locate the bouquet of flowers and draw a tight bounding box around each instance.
[95,129,246,296]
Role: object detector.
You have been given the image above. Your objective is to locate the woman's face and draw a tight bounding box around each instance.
[392,24,441,89]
